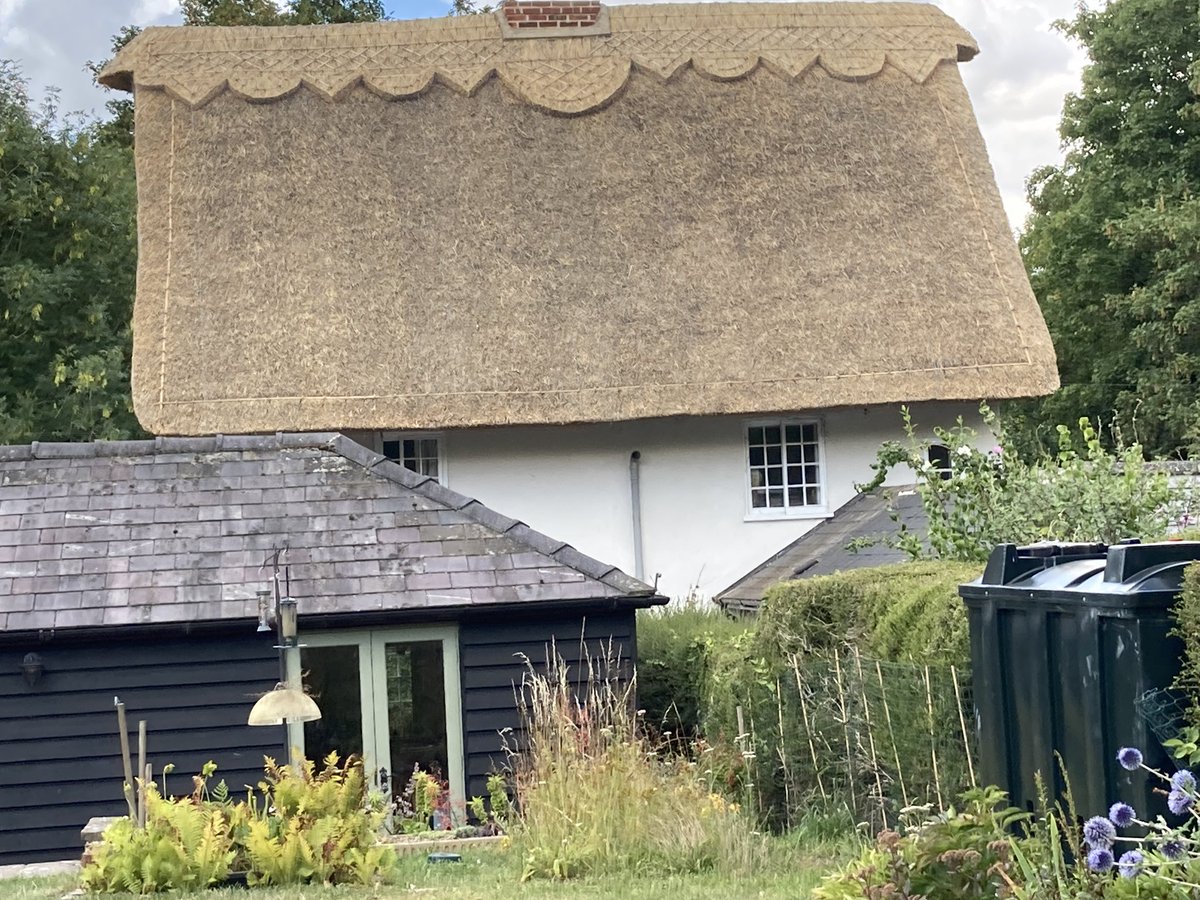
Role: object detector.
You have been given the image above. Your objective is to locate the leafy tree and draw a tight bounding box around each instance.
[861,405,1183,563]
[450,0,494,13]
[1010,0,1200,458]
[180,0,384,25]
[0,65,141,442]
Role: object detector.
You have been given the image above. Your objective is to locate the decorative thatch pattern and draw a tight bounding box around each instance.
[100,3,1057,436]
[100,3,978,114]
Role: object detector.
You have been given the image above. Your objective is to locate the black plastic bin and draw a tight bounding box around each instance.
[960,540,1199,820]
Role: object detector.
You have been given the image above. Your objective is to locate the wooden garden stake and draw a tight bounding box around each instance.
[924,665,943,809]
[950,665,977,788]
[875,660,910,809]
[114,698,137,821]
[853,648,887,829]
[137,721,147,827]
[833,648,856,815]
[791,655,827,803]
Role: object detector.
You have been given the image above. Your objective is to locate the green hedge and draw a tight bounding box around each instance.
[636,561,984,828]
[755,561,981,665]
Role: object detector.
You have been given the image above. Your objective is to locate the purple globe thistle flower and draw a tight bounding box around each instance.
[1168,790,1194,816]
[1117,850,1144,879]
[1117,747,1143,771]
[1108,802,1136,828]
[1160,838,1186,861]
[1171,769,1196,793]
[1087,848,1115,872]
[1083,816,1117,848]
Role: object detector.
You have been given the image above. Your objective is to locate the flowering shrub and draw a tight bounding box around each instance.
[1072,747,1200,894]
[861,405,1180,563]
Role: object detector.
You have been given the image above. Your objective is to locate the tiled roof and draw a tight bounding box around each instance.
[715,488,926,613]
[0,434,660,634]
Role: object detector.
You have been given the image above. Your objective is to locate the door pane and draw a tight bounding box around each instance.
[384,641,448,799]
[300,645,363,763]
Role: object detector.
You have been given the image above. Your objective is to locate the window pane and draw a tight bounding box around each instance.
[751,490,767,509]
[787,465,802,486]
[750,469,764,488]
[764,426,781,444]
[788,487,806,507]
[786,445,801,464]
[802,423,817,443]
[749,446,765,466]
[767,467,783,486]
[766,446,782,466]
[425,459,439,479]
[419,439,438,459]
[804,465,819,485]
[382,440,400,460]
[806,486,820,505]
[768,489,784,507]
[748,427,764,445]
[803,443,818,463]
[402,439,417,458]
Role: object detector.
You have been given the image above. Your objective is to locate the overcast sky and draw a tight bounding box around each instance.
[0,0,1087,230]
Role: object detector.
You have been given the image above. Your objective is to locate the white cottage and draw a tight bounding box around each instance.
[100,0,1058,600]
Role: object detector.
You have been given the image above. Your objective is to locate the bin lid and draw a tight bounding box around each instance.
[959,540,1200,608]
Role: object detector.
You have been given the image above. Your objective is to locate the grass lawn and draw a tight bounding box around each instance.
[1,835,853,900]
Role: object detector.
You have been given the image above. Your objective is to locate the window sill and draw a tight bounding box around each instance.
[744,509,832,523]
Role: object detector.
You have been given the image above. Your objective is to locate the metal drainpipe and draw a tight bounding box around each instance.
[629,451,645,582]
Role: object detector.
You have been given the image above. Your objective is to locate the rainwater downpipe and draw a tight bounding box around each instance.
[629,451,645,582]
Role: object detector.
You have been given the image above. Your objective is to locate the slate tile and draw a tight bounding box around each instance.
[424,556,469,573]
[1,561,37,578]
[450,570,497,589]
[378,526,421,544]
[106,570,155,590]
[33,591,83,610]
[6,610,50,631]
[405,572,452,590]
[83,555,128,575]
[2,592,32,610]
[468,554,514,572]
[468,586,521,604]
[35,558,84,577]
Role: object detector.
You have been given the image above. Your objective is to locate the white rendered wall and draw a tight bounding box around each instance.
[357,402,988,602]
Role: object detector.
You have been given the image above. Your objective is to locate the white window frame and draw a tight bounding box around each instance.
[379,431,447,485]
[743,417,829,521]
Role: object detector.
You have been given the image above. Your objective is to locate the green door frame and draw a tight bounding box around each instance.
[284,624,465,816]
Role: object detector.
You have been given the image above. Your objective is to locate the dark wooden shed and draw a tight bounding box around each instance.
[0,433,663,864]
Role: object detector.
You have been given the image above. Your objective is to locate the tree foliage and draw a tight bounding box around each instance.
[1011,0,1200,457]
[0,65,141,442]
[862,406,1184,563]
[180,0,384,25]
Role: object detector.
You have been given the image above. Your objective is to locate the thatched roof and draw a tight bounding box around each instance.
[101,3,1058,436]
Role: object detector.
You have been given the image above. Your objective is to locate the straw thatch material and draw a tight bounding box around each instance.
[101,3,1058,436]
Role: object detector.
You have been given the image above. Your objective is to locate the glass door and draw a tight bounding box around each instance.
[286,626,464,818]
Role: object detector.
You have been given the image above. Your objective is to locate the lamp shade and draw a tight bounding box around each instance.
[247,684,321,726]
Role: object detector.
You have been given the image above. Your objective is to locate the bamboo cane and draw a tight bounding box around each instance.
[875,660,910,809]
[853,648,888,830]
[950,665,977,789]
[791,654,827,803]
[924,665,943,809]
[833,648,856,815]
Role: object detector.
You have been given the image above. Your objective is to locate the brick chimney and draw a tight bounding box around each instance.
[502,0,602,29]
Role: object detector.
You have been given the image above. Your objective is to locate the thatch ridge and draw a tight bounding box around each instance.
[100,2,978,113]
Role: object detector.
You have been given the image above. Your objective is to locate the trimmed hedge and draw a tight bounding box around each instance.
[755,561,981,665]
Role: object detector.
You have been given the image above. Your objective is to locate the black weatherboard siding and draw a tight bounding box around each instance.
[0,632,281,864]
[459,610,636,797]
